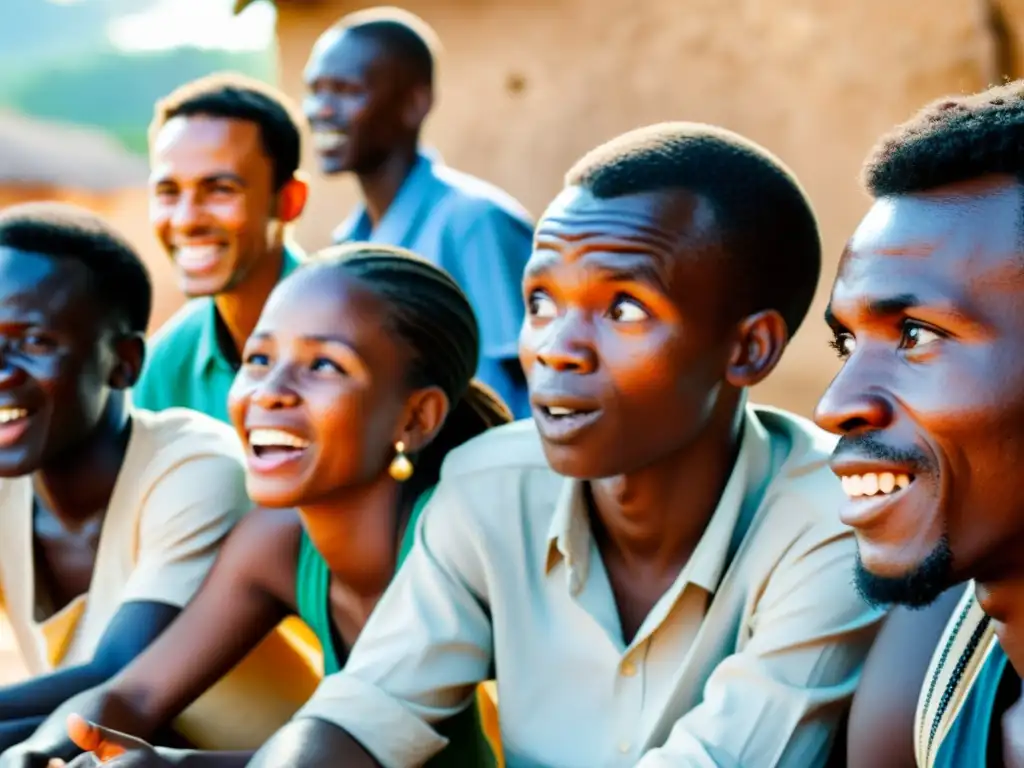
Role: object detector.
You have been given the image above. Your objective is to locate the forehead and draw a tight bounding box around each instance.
[305,29,388,83]
[150,115,267,179]
[831,180,1024,319]
[0,247,95,324]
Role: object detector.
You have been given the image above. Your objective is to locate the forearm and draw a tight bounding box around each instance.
[169,749,254,768]
[247,719,381,768]
[0,663,110,721]
[0,716,45,752]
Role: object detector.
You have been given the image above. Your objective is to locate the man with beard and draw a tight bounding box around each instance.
[814,80,1024,766]
[304,8,533,417]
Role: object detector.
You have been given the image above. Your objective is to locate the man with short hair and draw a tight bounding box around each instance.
[815,80,1024,768]
[304,8,533,417]
[237,123,884,768]
[0,203,253,758]
[133,72,309,423]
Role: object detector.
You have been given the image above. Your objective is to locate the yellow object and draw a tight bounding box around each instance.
[388,441,414,482]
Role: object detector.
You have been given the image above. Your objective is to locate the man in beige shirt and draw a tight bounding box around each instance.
[247,124,884,767]
[0,204,313,765]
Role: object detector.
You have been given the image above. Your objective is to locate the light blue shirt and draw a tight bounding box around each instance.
[334,151,533,418]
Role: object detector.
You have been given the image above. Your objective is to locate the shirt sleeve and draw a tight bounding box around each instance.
[294,479,493,768]
[636,523,885,768]
[120,453,250,609]
[453,204,533,362]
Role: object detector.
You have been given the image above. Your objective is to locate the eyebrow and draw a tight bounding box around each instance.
[824,294,920,329]
[526,246,671,292]
[150,172,247,188]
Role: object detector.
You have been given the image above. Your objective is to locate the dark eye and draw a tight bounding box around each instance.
[607,295,650,323]
[828,333,856,359]
[527,290,557,319]
[311,357,345,375]
[244,353,269,367]
[20,334,58,354]
[900,322,942,351]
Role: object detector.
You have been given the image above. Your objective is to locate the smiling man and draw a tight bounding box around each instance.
[132,73,308,424]
[245,123,884,768]
[0,204,252,758]
[816,81,1024,768]
[304,8,533,417]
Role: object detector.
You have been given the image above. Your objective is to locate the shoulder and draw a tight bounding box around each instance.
[222,506,303,576]
[128,408,246,491]
[439,418,551,482]
[142,299,212,368]
[430,164,534,233]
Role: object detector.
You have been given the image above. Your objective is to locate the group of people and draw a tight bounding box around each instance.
[0,5,1020,767]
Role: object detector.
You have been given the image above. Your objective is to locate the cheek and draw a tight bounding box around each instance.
[225,389,249,442]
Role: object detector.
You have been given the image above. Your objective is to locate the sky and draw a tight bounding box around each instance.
[106,0,276,52]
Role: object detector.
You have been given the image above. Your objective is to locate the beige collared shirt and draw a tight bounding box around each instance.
[297,405,885,767]
[0,408,321,750]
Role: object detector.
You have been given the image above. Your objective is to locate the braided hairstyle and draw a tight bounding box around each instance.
[303,243,512,501]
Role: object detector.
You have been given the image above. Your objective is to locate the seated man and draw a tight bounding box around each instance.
[816,80,1024,768]
[244,123,886,768]
[0,203,302,755]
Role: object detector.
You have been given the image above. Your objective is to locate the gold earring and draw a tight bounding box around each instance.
[388,441,413,482]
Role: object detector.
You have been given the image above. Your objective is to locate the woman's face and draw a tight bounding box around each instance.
[228,266,413,508]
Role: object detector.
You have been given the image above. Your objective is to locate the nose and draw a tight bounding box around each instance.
[251,366,300,410]
[169,190,206,231]
[533,315,597,374]
[0,348,26,390]
[304,93,335,122]
[814,367,895,435]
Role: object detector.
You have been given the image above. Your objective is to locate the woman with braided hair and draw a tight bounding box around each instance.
[8,244,509,768]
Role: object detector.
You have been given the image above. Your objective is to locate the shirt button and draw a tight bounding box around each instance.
[618,742,631,754]
[621,661,636,677]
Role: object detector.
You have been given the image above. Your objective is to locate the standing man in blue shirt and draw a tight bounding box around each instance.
[303,8,533,417]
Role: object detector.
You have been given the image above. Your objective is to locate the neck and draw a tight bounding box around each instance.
[356,144,419,227]
[297,475,403,598]
[214,243,285,356]
[976,578,1024,678]
[589,399,744,574]
[33,392,132,527]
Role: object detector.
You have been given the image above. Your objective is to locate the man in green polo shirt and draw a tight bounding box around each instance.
[133,73,309,422]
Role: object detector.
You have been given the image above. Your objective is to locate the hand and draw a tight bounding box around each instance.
[52,716,174,767]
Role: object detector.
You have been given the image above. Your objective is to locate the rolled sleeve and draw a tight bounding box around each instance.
[292,480,493,768]
[120,454,249,608]
[637,525,885,768]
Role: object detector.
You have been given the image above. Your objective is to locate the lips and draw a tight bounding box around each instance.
[0,406,32,449]
[311,129,348,153]
[245,427,312,474]
[531,395,603,444]
[830,459,922,530]
[174,244,226,276]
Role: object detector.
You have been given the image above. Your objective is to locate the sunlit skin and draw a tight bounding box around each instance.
[814,174,1024,763]
[303,27,430,225]
[519,186,788,639]
[149,115,307,353]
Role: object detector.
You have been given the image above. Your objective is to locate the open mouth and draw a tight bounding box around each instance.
[312,130,348,153]
[839,471,914,500]
[247,428,311,467]
[174,244,226,275]
[0,407,31,449]
[533,403,602,442]
[0,408,28,425]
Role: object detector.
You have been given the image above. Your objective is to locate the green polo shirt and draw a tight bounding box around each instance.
[132,246,304,424]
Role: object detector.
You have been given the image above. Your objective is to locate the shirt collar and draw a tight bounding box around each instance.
[193,244,304,379]
[332,149,439,245]
[544,403,774,596]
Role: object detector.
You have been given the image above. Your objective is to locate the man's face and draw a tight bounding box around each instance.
[815,176,1024,607]
[150,115,281,298]
[0,248,123,476]
[519,186,743,480]
[303,29,420,176]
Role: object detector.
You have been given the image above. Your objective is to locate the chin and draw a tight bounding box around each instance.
[540,442,621,481]
[245,480,304,510]
[854,538,954,609]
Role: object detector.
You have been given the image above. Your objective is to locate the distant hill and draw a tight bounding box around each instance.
[0,47,275,156]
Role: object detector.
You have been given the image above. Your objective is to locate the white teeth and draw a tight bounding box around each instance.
[248,429,310,450]
[547,406,577,417]
[174,245,222,270]
[312,131,347,151]
[841,472,912,499]
[0,408,27,424]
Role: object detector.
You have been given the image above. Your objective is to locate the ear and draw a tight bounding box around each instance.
[276,174,309,224]
[724,309,789,388]
[402,84,433,132]
[397,385,450,452]
[109,333,145,391]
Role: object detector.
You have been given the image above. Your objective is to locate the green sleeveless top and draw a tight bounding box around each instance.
[295,487,495,768]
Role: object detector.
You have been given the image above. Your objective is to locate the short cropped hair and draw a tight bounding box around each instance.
[864,80,1024,197]
[0,202,152,333]
[334,7,439,86]
[565,122,821,337]
[150,72,302,190]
